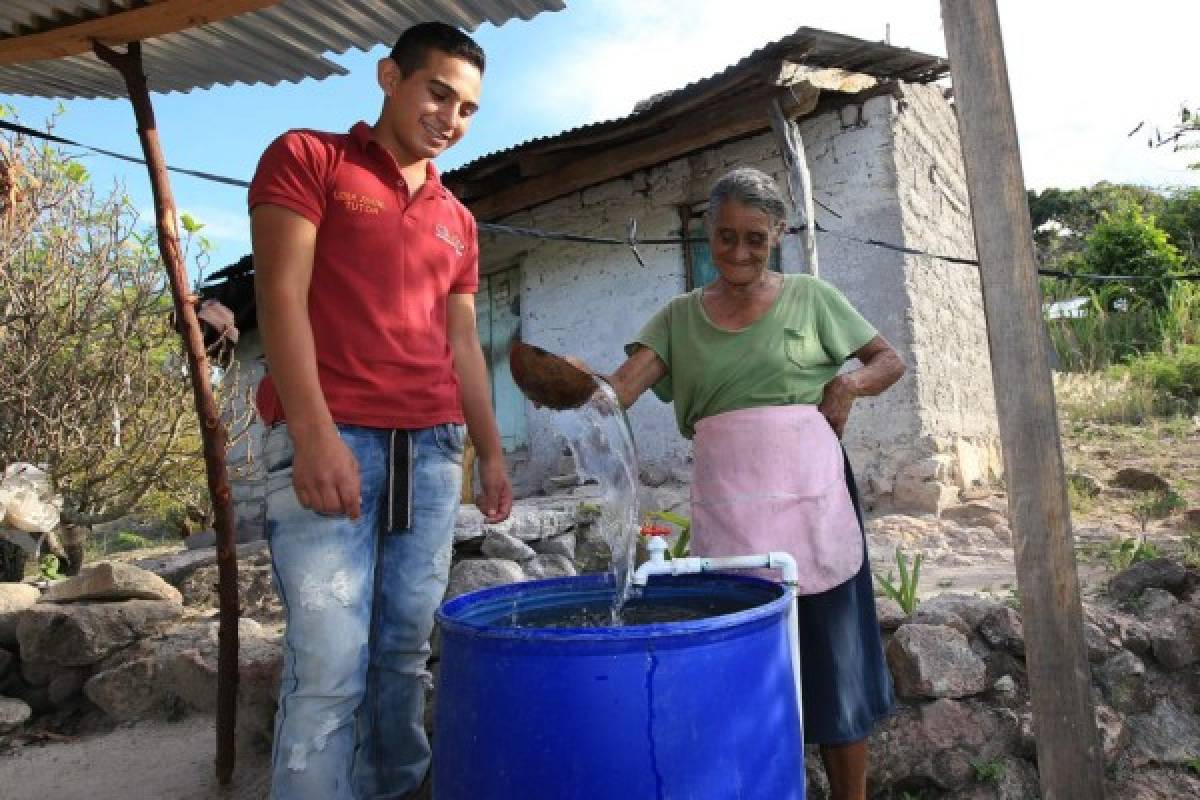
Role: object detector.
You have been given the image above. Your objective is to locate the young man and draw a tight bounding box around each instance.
[248,22,511,799]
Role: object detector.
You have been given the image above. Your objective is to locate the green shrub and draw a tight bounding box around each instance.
[38,554,60,580]
[1103,535,1159,572]
[970,758,1006,784]
[111,531,151,552]
[875,548,922,614]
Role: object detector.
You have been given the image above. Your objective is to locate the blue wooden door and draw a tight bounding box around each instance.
[476,266,527,453]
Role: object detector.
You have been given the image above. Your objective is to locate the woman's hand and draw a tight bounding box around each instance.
[818,335,906,438]
[818,374,857,438]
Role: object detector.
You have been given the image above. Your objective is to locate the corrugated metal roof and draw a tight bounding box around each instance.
[448,25,947,181]
[0,0,564,99]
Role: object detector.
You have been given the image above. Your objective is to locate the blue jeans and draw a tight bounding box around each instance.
[264,423,464,800]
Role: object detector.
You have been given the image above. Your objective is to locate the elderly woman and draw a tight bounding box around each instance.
[605,167,904,800]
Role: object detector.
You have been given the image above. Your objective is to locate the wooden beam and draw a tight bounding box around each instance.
[0,0,276,65]
[464,84,820,221]
[92,40,241,786]
[768,97,818,276]
[939,3,1105,798]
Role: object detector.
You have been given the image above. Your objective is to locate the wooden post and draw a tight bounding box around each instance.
[939,3,1105,797]
[93,40,241,786]
[768,97,818,276]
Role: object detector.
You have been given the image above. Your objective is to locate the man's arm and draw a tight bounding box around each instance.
[447,293,512,523]
[818,334,906,438]
[251,204,361,518]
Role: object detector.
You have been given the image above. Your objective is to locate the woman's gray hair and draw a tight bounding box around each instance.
[705,168,789,229]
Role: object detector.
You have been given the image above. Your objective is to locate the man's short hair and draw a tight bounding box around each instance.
[390,21,486,77]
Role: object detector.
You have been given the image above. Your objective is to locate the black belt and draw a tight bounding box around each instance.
[385,429,413,534]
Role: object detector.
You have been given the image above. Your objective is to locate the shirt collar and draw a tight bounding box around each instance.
[349,121,448,199]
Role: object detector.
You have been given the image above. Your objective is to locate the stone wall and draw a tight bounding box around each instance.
[885,82,1003,507]
[222,332,268,544]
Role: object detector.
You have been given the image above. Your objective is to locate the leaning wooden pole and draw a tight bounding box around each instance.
[939,3,1104,797]
[93,40,240,786]
[768,97,818,276]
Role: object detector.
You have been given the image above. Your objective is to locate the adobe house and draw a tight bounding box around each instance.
[444,26,1003,511]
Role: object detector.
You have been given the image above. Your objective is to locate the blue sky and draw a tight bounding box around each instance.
[3,0,1198,273]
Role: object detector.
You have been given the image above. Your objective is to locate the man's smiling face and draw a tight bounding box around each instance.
[377,48,482,164]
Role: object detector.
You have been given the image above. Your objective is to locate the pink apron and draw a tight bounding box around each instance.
[691,405,862,595]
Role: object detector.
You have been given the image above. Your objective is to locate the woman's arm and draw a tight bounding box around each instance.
[604,346,668,410]
[818,334,906,437]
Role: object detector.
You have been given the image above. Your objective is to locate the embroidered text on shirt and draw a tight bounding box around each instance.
[333,190,385,215]
[434,223,466,256]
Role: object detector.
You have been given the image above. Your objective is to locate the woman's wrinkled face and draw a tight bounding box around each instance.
[708,200,782,286]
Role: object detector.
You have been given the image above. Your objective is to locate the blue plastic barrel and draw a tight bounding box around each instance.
[433,573,803,800]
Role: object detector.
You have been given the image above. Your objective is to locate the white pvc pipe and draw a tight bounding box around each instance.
[632,541,804,730]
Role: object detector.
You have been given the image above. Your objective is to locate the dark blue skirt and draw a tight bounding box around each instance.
[795,455,895,745]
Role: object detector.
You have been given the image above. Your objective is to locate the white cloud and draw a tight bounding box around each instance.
[523,0,1200,190]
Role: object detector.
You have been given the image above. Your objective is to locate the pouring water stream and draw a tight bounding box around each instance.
[547,378,641,621]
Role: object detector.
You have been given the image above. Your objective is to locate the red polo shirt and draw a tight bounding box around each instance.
[248,122,478,429]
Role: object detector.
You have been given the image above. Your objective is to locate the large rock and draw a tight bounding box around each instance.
[1095,649,1152,713]
[131,540,268,586]
[886,624,988,699]
[1109,467,1170,492]
[1109,559,1190,602]
[869,699,1020,792]
[0,696,32,732]
[1084,619,1120,663]
[444,559,525,601]
[1136,587,1179,617]
[482,508,574,543]
[85,618,281,751]
[1150,604,1200,671]
[875,597,906,632]
[915,594,1004,631]
[481,530,537,562]
[909,608,972,638]
[532,533,577,561]
[942,755,1039,799]
[940,502,1008,531]
[978,606,1025,656]
[43,561,182,605]
[1094,703,1127,766]
[16,599,182,667]
[1126,699,1200,767]
[179,562,280,621]
[47,666,88,705]
[0,582,41,646]
[522,554,577,580]
[452,505,485,543]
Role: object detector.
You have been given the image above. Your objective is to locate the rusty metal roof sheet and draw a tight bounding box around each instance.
[0,0,564,99]
[447,25,947,181]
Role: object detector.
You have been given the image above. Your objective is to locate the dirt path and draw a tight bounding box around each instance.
[0,716,270,800]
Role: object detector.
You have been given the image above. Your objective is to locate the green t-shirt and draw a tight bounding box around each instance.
[626,274,877,439]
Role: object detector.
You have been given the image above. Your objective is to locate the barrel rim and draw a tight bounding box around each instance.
[436,572,791,642]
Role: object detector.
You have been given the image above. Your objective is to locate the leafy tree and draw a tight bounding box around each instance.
[1028,183,1166,238]
[1158,187,1200,264]
[1081,205,1183,311]
[0,112,210,528]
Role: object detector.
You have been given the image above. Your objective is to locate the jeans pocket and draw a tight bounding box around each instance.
[433,423,466,463]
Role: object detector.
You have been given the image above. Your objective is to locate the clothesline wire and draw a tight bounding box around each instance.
[5,118,1199,284]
